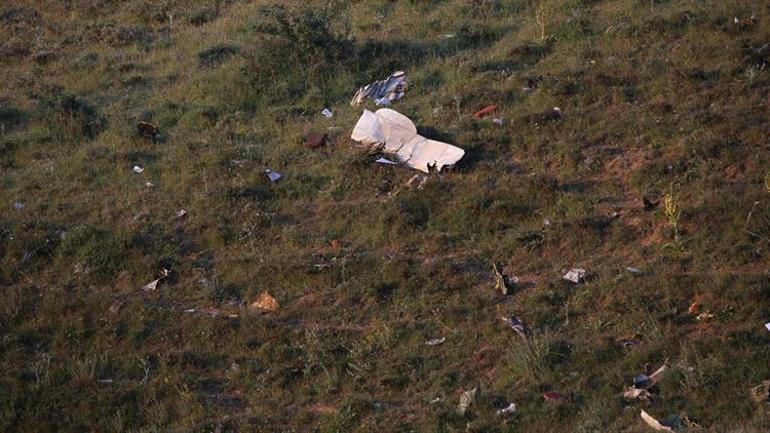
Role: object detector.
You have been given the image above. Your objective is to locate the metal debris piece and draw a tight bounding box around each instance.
[474,104,498,119]
[375,157,397,165]
[352,109,465,173]
[137,122,160,140]
[640,410,674,432]
[457,387,477,415]
[133,165,144,173]
[497,403,517,415]
[142,269,169,291]
[492,263,519,295]
[265,169,282,182]
[750,380,770,403]
[563,268,587,283]
[626,267,642,274]
[250,291,279,312]
[492,118,504,125]
[764,322,770,332]
[14,202,24,210]
[623,387,651,400]
[176,209,187,218]
[351,71,407,106]
[619,338,642,348]
[426,337,446,346]
[321,108,333,118]
[145,182,154,187]
[501,315,528,337]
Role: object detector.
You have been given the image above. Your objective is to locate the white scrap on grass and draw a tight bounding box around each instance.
[14,202,24,210]
[265,169,283,182]
[425,337,446,346]
[563,268,587,283]
[142,269,169,291]
[497,403,517,415]
[133,165,144,173]
[375,157,398,165]
[765,322,770,332]
[176,209,187,218]
[626,267,642,274]
[640,410,674,432]
[492,118,504,125]
[321,108,333,118]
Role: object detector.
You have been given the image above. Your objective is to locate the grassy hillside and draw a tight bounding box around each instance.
[1,0,769,432]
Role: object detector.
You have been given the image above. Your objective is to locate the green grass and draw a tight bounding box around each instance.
[1,0,770,431]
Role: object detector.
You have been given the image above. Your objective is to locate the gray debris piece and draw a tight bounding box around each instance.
[351,71,407,106]
[563,268,587,283]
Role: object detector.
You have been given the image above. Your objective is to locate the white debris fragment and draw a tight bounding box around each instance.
[375,157,397,165]
[563,268,587,283]
[640,410,674,432]
[133,165,144,173]
[352,109,465,173]
[265,169,282,182]
[425,337,446,346]
[492,118,504,125]
[458,387,477,415]
[321,108,333,118]
[142,269,169,291]
[176,209,187,218]
[765,322,770,332]
[145,182,154,188]
[626,267,642,274]
[497,403,517,415]
[14,202,25,210]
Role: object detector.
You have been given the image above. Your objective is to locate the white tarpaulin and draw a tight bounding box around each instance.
[351,109,465,173]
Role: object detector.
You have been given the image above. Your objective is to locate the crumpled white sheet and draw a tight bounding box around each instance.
[351,109,464,173]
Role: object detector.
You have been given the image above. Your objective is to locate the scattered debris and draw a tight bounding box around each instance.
[426,337,446,346]
[351,108,465,173]
[440,33,456,39]
[496,403,517,415]
[623,388,651,400]
[330,239,343,249]
[687,300,700,315]
[428,397,442,404]
[474,104,498,119]
[351,71,407,106]
[304,132,327,149]
[543,391,562,401]
[640,410,674,432]
[321,108,333,118]
[142,269,169,291]
[250,291,279,312]
[625,361,668,399]
[501,315,528,337]
[458,387,477,415]
[750,380,770,403]
[13,201,24,210]
[563,268,587,284]
[97,379,114,384]
[375,157,397,165]
[133,165,144,173]
[696,312,715,321]
[176,209,187,218]
[265,169,282,182]
[626,267,642,274]
[492,263,518,295]
[145,182,154,188]
[492,118,504,125]
[137,121,160,140]
[764,322,770,332]
[619,338,642,348]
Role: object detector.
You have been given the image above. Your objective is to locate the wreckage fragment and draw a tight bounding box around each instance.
[250,291,279,312]
[351,109,464,173]
[640,410,674,432]
[351,71,407,106]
